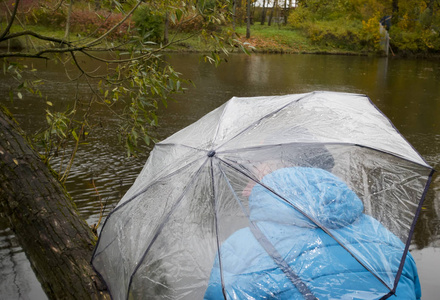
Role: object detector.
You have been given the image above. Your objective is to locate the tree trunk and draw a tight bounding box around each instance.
[246,0,251,38]
[164,11,169,45]
[260,0,267,25]
[64,0,73,42]
[251,0,255,25]
[268,0,277,26]
[392,0,399,13]
[0,108,110,300]
[232,0,236,30]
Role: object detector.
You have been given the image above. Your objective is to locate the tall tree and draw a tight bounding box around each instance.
[64,0,73,41]
[246,0,251,38]
[261,0,267,25]
[164,10,170,44]
[392,0,399,13]
[232,0,237,30]
[268,0,278,26]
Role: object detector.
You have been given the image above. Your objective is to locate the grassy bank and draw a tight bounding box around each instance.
[234,25,366,55]
[1,22,377,56]
[2,0,440,58]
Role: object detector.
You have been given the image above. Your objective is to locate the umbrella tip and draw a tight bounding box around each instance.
[207,150,216,157]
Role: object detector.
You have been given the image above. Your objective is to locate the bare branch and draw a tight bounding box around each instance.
[83,0,143,48]
[70,51,105,79]
[0,0,141,59]
[0,52,50,59]
[2,3,38,51]
[1,30,73,47]
[0,0,21,41]
[47,0,66,12]
[71,12,114,44]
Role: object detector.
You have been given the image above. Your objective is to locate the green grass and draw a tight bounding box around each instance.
[235,24,336,53]
[1,22,366,55]
[165,32,219,52]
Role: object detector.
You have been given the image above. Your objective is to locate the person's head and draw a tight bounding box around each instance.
[249,167,364,229]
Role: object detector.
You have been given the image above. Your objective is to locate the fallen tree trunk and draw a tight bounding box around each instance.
[0,108,110,299]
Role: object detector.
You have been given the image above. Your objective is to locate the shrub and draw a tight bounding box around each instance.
[169,12,222,33]
[388,5,440,54]
[170,13,205,32]
[360,16,383,52]
[132,5,164,43]
[287,5,312,29]
[390,26,440,53]
[2,0,39,19]
[69,9,135,40]
[301,20,367,51]
[29,6,66,27]
[12,1,135,41]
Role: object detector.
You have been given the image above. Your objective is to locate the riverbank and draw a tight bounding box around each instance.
[3,22,440,59]
[0,22,379,57]
[159,25,377,56]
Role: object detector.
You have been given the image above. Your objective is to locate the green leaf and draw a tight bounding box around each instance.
[72,130,79,141]
[143,135,150,145]
[176,9,183,22]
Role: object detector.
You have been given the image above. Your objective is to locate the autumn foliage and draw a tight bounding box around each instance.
[288,0,440,54]
[2,0,135,39]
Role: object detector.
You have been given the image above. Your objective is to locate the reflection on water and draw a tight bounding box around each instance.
[0,220,47,300]
[0,53,439,299]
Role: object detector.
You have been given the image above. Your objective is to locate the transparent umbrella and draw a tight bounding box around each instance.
[91,91,434,300]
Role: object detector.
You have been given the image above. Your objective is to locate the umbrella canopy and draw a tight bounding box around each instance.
[91,91,434,300]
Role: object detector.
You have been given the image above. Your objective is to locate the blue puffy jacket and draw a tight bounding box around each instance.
[204,167,421,300]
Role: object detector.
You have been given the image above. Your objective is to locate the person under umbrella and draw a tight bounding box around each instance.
[204,167,422,300]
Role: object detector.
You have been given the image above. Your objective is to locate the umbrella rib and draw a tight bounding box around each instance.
[91,155,204,260]
[217,142,433,170]
[214,93,314,151]
[156,142,207,153]
[364,95,431,168]
[125,157,210,300]
[390,168,435,296]
[218,157,393,292]
[209,159,228,300]
[217,162,318,300]
[211,95,238,149]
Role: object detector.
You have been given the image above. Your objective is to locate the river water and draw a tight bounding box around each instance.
[1,53,439,299]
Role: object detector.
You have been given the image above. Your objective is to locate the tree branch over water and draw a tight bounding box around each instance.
[0,0,243,298]
[0,0,20,41]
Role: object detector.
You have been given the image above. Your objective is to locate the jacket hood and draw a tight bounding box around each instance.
[249,167,364,229]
